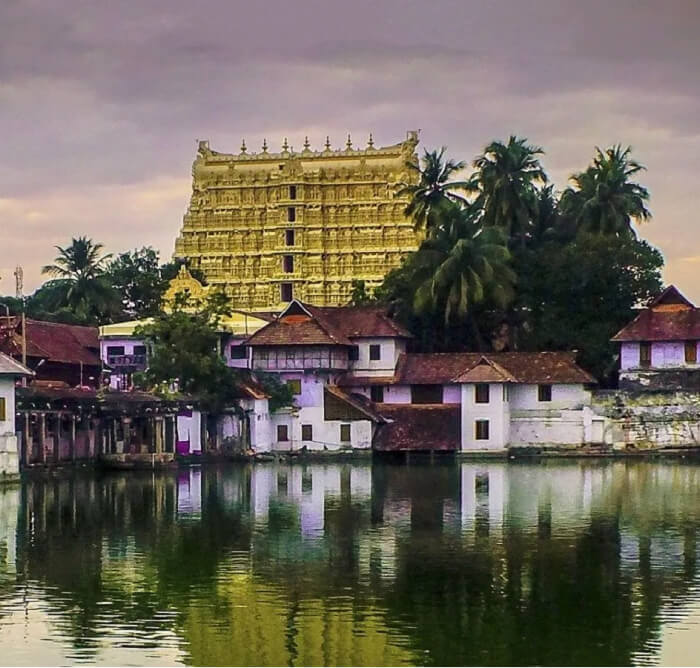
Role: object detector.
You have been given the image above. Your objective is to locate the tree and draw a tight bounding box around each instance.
[377,206,515,351]
[40,236,119,324]
[107,247,169,319]
[396,147,471,236]
[560,145,651,237]
[135,292,293,412]
[516,232,663,384]
[348,280,376,306]
[469,136,548,245]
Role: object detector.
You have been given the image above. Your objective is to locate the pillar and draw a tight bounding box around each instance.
[70,415,77,463]
[23,413,32,467]
[154,416,164,455]
[37,413,46,464]
[53,414,61,463]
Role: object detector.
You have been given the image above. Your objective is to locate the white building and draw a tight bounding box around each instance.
[0,353,33,478]
[243,300,602,453]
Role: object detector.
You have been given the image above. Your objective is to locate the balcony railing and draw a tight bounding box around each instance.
[107,354,147,369]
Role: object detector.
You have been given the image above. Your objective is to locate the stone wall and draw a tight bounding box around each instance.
[593,390,700,449]
[0,434,19,480]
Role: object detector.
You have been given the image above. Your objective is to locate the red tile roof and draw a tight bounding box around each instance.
[324,385,386,422]
[373,404,460,451]
[339,352,595,386]
[612,288,699,342]
[0,318,101,366]
[611,309,700,342]
[246,301,412,347]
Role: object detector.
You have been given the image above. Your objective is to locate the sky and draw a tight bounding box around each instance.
[1,0,698,301]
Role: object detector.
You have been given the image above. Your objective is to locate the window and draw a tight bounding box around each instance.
[283,255,294,273]
[538,384,553,402]
[348,345,359,361]
[106,345,125,356]
[369,344,381,361]
[280,283,293,302]
[230,344,247,359]
[301,424,313,442]
[475,383,490,404]
[133,345,147,356]
[685,341,697,364]
[289,185,297,200]
[0,397,5,421]
[411,384,443,404]
[503,385,510,402]
[277,425,289,442]
[370,385,384,403]
[475,420,490,440]
[287,207,296,222]
[640,342,652,368]
[285,229,295,246]
[287,378,302,395]
[340,424,351,442]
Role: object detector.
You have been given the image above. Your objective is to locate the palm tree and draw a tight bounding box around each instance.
[469,136,548,245]
[560,145,651,237]
[410,206,516,325]
[41,237,117,322]
[396,147,471,236]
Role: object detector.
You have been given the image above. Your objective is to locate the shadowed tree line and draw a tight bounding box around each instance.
[0,240,206,326]
[352,137,663,384]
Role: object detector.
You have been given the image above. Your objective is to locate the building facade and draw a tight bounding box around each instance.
[173,132,423,311]
[0,353,33,478]
[612,285,700,391]
[242,300,601,453]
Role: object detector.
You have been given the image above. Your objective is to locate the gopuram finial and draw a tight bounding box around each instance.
[324,136,332,151]
[303,136,311,150]
[240,138,247,154]
[346,134,353,150]
[367,133,374,148]
[282,137,289,152]
[261,138,268,153]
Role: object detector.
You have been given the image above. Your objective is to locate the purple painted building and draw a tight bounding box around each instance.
[612,286,700,391]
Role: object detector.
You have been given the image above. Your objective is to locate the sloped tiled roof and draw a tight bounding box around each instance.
[324,385,386,423]
[357,351,596,385]
[373,404,460,451]
[1,318,101,366]
[246,300,411,347]
[0,352,33,376]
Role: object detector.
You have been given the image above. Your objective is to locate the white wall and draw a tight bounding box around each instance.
[509,384,590,411]
[177,411,202,453]
[243,398,272,452]
[460,383,509,451]
[0,377,19,478]
[348,337,405,376]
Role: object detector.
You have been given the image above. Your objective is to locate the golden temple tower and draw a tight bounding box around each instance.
[173,131,422,311]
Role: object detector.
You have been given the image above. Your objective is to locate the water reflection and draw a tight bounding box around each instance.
[0,461,699,665]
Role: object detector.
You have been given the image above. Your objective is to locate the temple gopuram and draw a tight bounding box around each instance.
[173,131,422,311]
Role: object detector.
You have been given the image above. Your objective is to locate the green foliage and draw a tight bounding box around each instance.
[396,147,470,235]
[378,137,664,381]
[560,145,651,237]
[40,236,121,324]
[349,280,376,306]
[106,247,168,319]
[135,292,239,411]
[254,372,295,413]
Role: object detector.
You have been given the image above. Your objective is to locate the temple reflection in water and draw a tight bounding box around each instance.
[1,461,700,665]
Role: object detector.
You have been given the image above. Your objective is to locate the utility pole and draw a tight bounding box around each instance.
[14,266,27,387]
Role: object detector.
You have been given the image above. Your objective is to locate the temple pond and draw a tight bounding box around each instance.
[1,459,700,666]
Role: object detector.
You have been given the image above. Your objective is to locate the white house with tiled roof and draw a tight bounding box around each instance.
[0,352,33,478]
[243,300,604,453]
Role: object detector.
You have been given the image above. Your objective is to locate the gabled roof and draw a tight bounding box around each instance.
[373,404,460,452]
[324,385,386,423]
[245,300,411,347]
[612,286,700,342]
[456,357,517,383]
[342,352,595,386]
[0,352,33,377]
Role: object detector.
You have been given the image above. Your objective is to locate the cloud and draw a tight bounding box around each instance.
[0,0,699,301]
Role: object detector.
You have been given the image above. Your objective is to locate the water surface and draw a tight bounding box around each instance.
[1,460,700,666]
